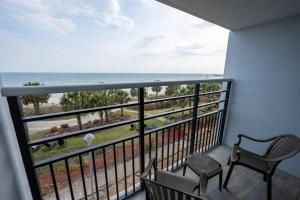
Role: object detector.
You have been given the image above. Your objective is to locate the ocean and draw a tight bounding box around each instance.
[0,72,223,103]
[0,72,222,87]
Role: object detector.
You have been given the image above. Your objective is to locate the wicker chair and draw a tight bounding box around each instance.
[223,134,300,200]
[140,158,206,200]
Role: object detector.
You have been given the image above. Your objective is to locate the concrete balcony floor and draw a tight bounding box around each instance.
[129,145,300,200]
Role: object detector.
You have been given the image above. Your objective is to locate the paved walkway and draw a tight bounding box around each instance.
[27,113,101,134]
[28,109,166,134]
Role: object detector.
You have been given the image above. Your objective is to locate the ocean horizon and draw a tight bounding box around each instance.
[0,72,223,87]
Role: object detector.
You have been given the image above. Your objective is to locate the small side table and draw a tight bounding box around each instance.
[183,153,222,194]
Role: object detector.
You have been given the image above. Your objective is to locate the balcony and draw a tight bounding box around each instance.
[1,1,300,199]
[1,77,300,200]
[130,145,300,200]
[2,79,232,200]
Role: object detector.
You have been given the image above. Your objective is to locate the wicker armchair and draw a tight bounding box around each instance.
[140,158,206,200]
[223,134,300,200]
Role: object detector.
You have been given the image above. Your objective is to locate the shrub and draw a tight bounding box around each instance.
[93,119,101,124]
[50,126,58,133]
[60,123,69,129]
[85,123,93,129]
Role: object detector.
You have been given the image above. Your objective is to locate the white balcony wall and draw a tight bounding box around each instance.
[0,88,32,200]
[223,15,300,178]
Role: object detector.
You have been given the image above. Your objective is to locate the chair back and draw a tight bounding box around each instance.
[265,134,300,160]
[142,177,204,200]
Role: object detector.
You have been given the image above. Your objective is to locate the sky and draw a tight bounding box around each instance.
[0,0,229,74]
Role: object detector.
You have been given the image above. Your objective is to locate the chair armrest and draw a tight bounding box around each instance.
[235,134,278,145]
[140,157,157,179]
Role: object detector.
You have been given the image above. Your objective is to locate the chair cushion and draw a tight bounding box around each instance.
[156,170,199,194]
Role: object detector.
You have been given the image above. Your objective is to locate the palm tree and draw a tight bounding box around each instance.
[151,86,162,98]
[130,88,138,98]
[178,87,189,118]
[21,82,50,115]
[186,85,195,115]
[130,88,147,99]
[201,83,221,98]
[165,85,180,97]
[88,91,106,124]
[102,90,113,122]
[112,89,131,116]
[60,92,88,130]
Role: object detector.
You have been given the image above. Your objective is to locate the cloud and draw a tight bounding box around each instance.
[175,44,205,56]
[191,21,213,29]
[139,43,225,57]
[136,35,164,48]
[3,0,134,34]
[4,0,77,34]
[5,0,48,12]
[17,13,76,35]
[94,16,134,29]
[94,0,134,29]
[174,43,226,56]
[0,0,229,74]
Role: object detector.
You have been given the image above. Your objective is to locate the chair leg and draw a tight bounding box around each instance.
[223,163,235,188]
[200,175,208,195]
[145,189,150,200]
[219,170,223,191]
[227,157,231,165]
[267,175,272,200]
[183,164,186,176]
[263,174,267,182]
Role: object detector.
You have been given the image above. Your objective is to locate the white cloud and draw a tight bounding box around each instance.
[3,0,134,34]
[5,0,48,11]
[94,0,134,29]
[136,35,164,48]
[0,0,229,74]
[191,21,214,29]
[17,13,76,35]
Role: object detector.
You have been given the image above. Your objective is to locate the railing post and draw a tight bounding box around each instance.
[218,81,232,144]
[189,83,200,155]
[6,96,42,200]
[138,88,145,175]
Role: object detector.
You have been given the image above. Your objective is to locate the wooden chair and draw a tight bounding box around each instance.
[223,134,300,200]
[140,158,207,200]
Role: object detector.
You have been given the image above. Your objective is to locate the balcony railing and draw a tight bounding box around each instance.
[2,79,232,200]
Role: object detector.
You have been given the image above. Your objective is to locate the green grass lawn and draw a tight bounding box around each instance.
[31,109,165,161]
[114,109,138,118]
[30,106,201,161]
[144,108,171,115]
[32,125,137,160]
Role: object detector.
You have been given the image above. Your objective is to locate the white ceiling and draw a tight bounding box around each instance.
[156,0,300,30]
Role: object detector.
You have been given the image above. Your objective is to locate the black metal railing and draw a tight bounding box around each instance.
[2,79,232,200]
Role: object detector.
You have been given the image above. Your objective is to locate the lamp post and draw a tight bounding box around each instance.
[84,133,95,199]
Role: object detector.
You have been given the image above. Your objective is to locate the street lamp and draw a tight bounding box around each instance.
[84,133,95,199]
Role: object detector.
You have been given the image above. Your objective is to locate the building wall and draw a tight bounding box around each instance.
[223,15,300,177]
[0,87,32,200]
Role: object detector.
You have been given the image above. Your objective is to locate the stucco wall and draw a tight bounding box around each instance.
[0,86,32,200]
[223,15,300,177]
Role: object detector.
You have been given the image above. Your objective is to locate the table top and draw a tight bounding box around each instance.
[185,153,221,177]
